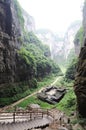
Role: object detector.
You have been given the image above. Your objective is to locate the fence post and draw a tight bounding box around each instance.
[30,112,32,120]
[13,112,15,123]
[42,111,43,118]
[47,109,48,117]
[37,109,38,117]
[33,109,36,119]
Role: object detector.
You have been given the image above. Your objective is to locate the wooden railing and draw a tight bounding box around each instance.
[0,109,54,123]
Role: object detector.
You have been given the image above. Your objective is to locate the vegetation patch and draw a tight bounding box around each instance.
[0,75,57,107]
[57,89,76,115]
[74,26,84,46]
[17,96,54,109]
[65,58,78,81]
[14,0,24,29]
[15,76,76,116]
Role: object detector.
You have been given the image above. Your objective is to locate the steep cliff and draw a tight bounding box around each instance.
[22,9,35,32]
[36,21,81,66]
[0,0,45,85]
[74,1,86,118]
[74,26,83,56]
[0,0,22,84]
[35,29,63,59]
[0,0,35,84]
[64,21,81,58]
[0,0,62,106]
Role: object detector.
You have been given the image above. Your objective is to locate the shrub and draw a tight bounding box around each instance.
[65,58,78,80]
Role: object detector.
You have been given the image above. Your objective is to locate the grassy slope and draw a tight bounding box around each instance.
[16,75,59,109]
[15,76,76,116]
[6,74,57,109]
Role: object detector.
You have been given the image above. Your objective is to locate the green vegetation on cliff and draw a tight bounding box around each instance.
[19,32,62,79]
[0,0,62,107]
[18,27,62,80]
[14,0,62,81]
[0,75,57,107]
[74,26,84,46]
[66,49,76,66]
[65,58,78,81]
[14,0,24,29]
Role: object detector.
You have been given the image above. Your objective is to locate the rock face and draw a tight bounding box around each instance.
[83,1,86,45]
[64,21,81,58]
[74,1,86,118]
[0,0,35,85]
[0,0,22,37]
[74,39,81,56]
[0,0,21,84]
[74,46,86,117]
[22,9,35,32]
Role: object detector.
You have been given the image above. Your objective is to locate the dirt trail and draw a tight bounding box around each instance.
[50,76,61,86]
[0,76,61,111]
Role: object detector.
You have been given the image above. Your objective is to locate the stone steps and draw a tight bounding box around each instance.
[0,109,71,130]
[0,117,52,130]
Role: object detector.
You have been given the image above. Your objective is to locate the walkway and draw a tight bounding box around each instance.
[0,109,53,130]
[0,108,70,130]
[0,117,52,130]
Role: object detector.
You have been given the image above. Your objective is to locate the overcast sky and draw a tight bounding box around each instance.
[18,0,84,33]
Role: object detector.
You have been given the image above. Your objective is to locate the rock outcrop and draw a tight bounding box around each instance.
[74,1,86,118]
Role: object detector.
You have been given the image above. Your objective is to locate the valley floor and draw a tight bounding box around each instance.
[0,76,86,130]
[0,76,61,112]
